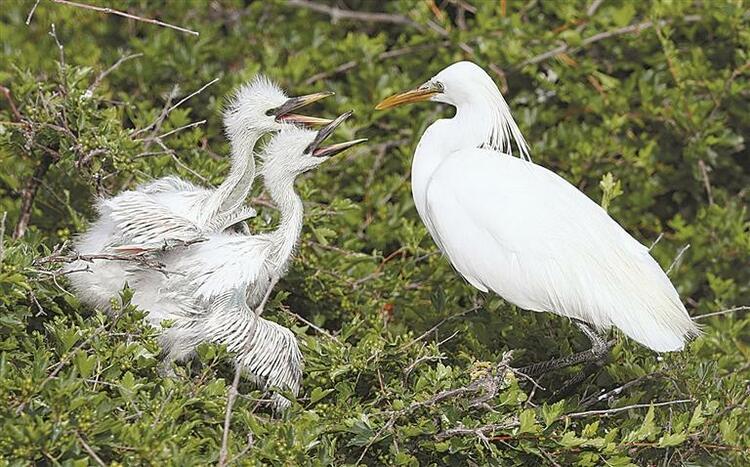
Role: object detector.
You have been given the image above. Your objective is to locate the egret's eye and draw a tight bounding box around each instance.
[434,81,445,92]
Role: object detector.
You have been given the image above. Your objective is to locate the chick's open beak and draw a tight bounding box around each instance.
[272,91,334,125]
[307,110,367,157]
[375,85,438,110]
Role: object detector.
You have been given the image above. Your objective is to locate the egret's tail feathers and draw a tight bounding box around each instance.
[608,287,701,353]
[236,317,303,411]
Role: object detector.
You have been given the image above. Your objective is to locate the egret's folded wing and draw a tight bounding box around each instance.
[424,148,698,352]
[104,191,203,249]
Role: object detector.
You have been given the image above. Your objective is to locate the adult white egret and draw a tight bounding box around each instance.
[376,61,699,378]
[69,77,331,308]
[70,114,365,410]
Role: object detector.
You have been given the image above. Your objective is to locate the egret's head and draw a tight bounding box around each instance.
[261,112,367,176]
[376,61,501,109]
[375,61,530,159]
[223,75,333,139]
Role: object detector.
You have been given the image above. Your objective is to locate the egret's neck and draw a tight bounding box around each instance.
[263,171,304,274]
[411,94,528,218]
[206,130,262,220]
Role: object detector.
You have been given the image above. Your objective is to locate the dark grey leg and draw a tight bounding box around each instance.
[517,321,613,377]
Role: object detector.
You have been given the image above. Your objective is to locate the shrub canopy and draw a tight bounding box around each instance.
[0,1,748,465]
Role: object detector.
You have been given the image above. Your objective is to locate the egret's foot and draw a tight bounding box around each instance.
[550,360,607,401]
[516,321,613,378]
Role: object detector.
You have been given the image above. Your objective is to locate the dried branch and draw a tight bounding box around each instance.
[0,212,6,263]
[14,153,55,239]
[218,367,243,467]
[86,52,143,97]
[0,85,23,121]
[435,419,519,442]
[51,0,199,36]
[75,433,106,467]
[666,244,690,275]
[133,78,218,137]
[357,352,514,464]
[566,398,693,419]
[286,0,424,30]
[519,15,702,68]
[26,0,41,24]
[693,306,750,321]
[579,372,663,410]
[697,159,714,205]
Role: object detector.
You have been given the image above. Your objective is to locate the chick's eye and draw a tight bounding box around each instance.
[265,109,275,116]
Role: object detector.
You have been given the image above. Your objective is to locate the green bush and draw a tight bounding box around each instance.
[1,1,748,465]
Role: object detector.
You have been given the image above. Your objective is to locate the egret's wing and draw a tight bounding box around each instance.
[104,191,203,250]
[424,148,698,352]
[137,176,204,194]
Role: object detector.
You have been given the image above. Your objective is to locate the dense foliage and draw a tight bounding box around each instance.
[1,0,749,465]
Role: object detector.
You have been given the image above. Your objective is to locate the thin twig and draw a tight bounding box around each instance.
[0,85,23,121]
[697,159,714,205]
[286,0,424,30]
[435,419,519,442]
[154,119,207,140]
[86,53,143,96]
[566,399,693,419]
[52,0,199,36]
[519,15,702,67]
[26,0,41,24]
[0,212,6,262]
[14,153,54,238]
[693,306,750,321]
[666,244,690,275]
[76,433,106,467]
[218,366,243,467]
[133,78,218,137]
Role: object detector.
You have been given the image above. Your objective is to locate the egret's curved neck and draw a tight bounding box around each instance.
[262,170,304,274]
[207,129,262,219]
[411,90,528,217]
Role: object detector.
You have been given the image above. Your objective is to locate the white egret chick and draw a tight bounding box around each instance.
[376,61,699,379]
[69,77,332,309]
[74,114,366,410]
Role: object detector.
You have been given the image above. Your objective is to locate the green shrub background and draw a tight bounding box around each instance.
[1,0,748,465]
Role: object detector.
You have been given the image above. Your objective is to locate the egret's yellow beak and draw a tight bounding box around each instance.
[375,87,438,110]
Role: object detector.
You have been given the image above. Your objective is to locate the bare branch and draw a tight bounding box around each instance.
[566,399,693,419]
[0,212,6,263]
[693,306,750,321]
[435,419,519,442]
[86,53,143,97]
[519,15,702,68]
[26,0,41,24]
[51,0,199,36]
[14,153,54,239]
[133,78,219,137]
[666,244,690,275]
[697,159,714,205]
[218,366,243,467]
[286,0,424,30]
[75,433,106,466]
[153,119,207,140]
[0,85,23,121]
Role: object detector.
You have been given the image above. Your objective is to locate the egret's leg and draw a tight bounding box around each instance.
[254,275,279,317]
[517,321,613,377]
[157,358,177,378]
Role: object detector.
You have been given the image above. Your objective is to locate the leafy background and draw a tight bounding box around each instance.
[1,0,749,465]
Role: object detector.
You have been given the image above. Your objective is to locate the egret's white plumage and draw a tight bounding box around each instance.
[378,61,699,352]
